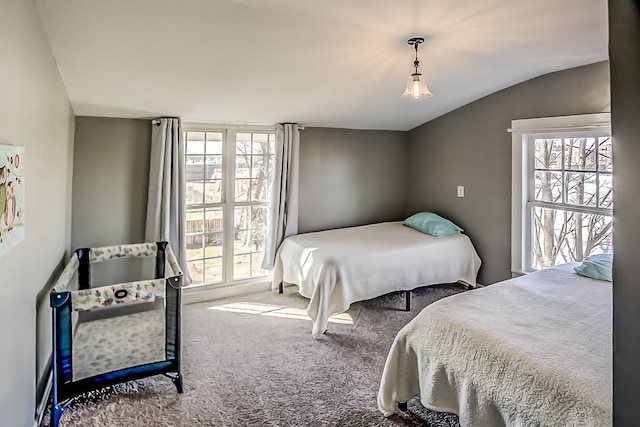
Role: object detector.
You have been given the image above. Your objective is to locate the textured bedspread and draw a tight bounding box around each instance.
[377,263,612,426]
[272,222,481,337]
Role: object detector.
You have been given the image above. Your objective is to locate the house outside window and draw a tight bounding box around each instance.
[184,127,275,287]
[511,113,612,274]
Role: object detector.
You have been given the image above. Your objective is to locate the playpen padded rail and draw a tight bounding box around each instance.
[70,278,166,311]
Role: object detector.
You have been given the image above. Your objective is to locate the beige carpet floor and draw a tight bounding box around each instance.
[50,284,467,427]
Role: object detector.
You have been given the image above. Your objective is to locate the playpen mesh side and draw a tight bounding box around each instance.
[72,310,166,381]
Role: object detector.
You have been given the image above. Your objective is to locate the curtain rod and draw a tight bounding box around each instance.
[155,118,305,130]
[151,117,304,130]
[280,122,305,130]
[152,117,180,126]
[507,124,610,133]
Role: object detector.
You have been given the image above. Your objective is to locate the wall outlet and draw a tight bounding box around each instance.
[457,185,465,197]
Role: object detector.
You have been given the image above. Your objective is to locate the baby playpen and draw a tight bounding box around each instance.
[49,241,183,427]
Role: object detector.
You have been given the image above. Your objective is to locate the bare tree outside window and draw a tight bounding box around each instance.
[531,136,612,269]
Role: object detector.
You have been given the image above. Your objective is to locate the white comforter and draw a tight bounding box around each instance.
[377,263,612,426]
[272,222,481,337]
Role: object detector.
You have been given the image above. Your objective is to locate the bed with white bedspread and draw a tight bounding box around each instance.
[272,221,481,337]
[377,263,612,426]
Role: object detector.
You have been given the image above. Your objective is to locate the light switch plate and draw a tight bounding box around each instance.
[457,186,465,197]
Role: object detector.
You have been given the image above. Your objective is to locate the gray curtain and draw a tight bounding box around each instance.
[262,123,301,269]
[145,117,191,284]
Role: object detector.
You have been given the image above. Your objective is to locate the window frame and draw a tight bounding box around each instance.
[183,123,275,288]
[510,113,612,275]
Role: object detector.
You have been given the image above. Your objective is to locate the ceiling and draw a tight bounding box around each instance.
[36,0,609,131]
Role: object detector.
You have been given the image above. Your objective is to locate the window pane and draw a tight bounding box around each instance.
[251,253,268,277]
[269,133,276,153]
[186,245,204,261]
[187,241,220,259]
[252,133,268,154]
[204,208,223,231]
[251,179,267,202]
[187,260,204,285]
[251,229,266,252]
[203,236,223,257]
[235,155,250,177]
[599,175,613,208]
[565,172,597,207]
[233,254,251,280]
[235,179,250,202]
[206,132,223,154]
[204,257,223,284]
[185,181,204,205]
[534,138,562,169]
[251,206,268,227]
[534,171,562,203]
[204,180,222,203]
[234,231,251,255]
[598,137,612,172]
[565,137,596,171]
[185,132,205,154]
[234,206,251,231]
[251,155,267,178]
[186,156,206,181]
[531,206,613,270]
[236,133,251,154]
[186,209,204,232]
[205,155,222,179]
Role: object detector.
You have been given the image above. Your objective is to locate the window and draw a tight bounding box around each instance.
[511,113,612,274]
[184,128,275,287]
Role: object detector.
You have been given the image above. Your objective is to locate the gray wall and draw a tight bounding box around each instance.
[610,1,640,424]
[298,127,408,233]
[406,61,610,285]
[0,1,75,425]
[72,117,152,285]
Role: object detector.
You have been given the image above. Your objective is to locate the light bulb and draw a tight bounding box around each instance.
[412,77,421,99]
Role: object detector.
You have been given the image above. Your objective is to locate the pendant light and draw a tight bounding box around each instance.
[401,37,432,100]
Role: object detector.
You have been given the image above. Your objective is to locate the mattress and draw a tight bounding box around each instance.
[272,221,481,336]
[72,309,166,381]
[377,263,612,426]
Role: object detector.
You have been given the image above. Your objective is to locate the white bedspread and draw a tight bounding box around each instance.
[377,263,612,426]
[272,222,481,337]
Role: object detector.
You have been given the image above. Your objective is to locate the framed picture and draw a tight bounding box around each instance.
[0,144,25,258]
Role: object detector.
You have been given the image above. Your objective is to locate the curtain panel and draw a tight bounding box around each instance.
[262,123,301,269]
[145,117,191,285]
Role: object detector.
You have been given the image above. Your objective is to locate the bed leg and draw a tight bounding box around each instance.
[405,290,411,312]
[398,402,408,412]
[279,282,283,294]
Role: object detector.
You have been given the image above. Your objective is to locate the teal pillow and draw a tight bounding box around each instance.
[403,212,463,237]
[574,253,613,282]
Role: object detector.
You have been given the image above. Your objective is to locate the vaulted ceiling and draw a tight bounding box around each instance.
[36,0,608,131]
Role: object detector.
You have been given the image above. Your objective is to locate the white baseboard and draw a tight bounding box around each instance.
[182,280,271,305]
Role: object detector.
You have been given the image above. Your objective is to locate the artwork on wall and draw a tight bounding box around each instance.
[0,144,25,258]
